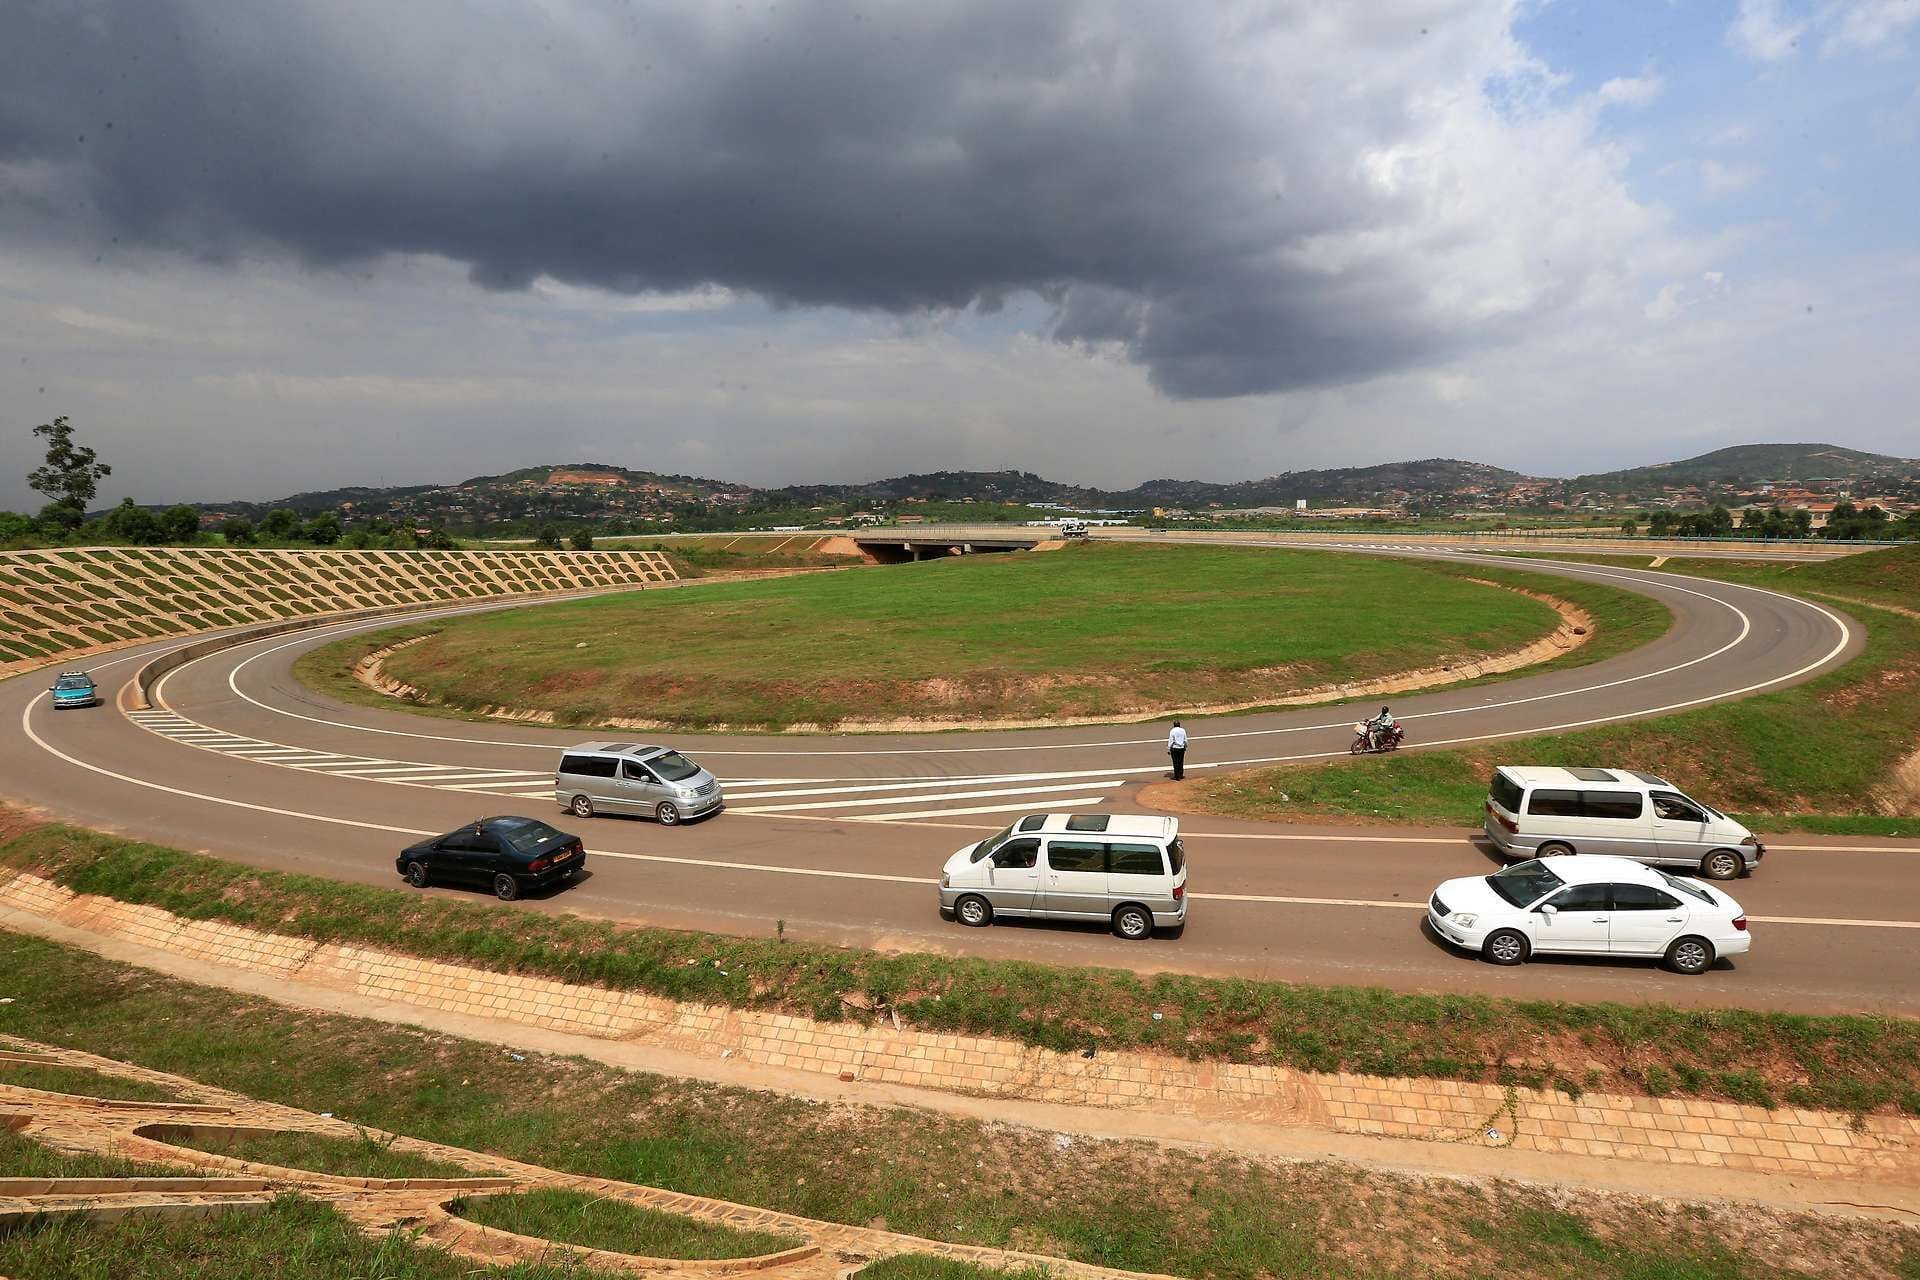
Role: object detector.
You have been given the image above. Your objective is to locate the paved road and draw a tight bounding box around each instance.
[6,545,1916,1016]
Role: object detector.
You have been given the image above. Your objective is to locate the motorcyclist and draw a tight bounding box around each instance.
[1366,706,1397,750]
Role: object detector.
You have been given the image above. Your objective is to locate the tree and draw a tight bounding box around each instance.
[568,527,595,551]
[28,416,111,513]
[0,511,32,543]
[260,508,300,540]
[418,525,455,550]
[36,501,84,534]
[103,497,160,545]
[534,524,564,550]
[159,505,202,544]
[302,512,343,545]
[221,516,255,545]
[1618,517,1637,535]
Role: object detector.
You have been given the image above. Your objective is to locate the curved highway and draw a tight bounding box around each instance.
[7,544,1917,1017]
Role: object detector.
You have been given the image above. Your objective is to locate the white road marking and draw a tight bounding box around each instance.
[730,780,1124,814]
[849,798,1111,822]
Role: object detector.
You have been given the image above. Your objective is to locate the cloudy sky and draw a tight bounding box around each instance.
[2,0,1916,509]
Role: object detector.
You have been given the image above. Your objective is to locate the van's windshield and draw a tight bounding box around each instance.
[971,825,1015,862]
[647,751,702,782]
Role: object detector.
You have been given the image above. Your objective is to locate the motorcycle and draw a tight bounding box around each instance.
[1350,721,1405,754]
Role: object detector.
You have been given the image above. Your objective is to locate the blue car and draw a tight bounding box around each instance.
[50,671,101,709]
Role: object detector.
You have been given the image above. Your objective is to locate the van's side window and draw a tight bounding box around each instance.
[1045,841,1106,872]
[560,755,617,778]
[1581,791,1643,820]
[1167,837,1186,874]
[991,839,1039,869]
[1108,843,1165,875]
[621,759,652,781]
[1528,789,1580,817]
[1651,792,1705,822]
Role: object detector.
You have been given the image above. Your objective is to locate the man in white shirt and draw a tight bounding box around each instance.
[1167,721,1189,780]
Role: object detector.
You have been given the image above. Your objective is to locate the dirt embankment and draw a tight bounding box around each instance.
[351,584,1594,734]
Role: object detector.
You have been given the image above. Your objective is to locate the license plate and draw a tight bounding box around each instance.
[552,849,574,863]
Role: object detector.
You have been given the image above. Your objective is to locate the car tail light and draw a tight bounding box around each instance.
[1485,801,1519,834]
[528,856,551,874]
[1732,915,1748,932]
[1173,882,1184,900]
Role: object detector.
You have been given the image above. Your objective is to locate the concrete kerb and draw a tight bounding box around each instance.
[3,872,1917,1221]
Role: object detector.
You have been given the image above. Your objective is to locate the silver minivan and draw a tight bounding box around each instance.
[938,813,1187,939]
[555,742,724,826]
[1484,765,1762,880]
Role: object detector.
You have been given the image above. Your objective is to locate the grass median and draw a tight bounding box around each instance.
[1175,544,1920,836]
[296,542,1668,730]
[5,818,1916,1115]
[3,930,1915,1279]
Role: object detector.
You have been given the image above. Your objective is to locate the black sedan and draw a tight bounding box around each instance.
[396,816,586,901]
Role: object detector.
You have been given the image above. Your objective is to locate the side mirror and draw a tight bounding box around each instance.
[1537,903,1559,916]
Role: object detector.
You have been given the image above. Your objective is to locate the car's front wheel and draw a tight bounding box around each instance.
[1483,929,1530,966]
[404,860,429,889]
[656,802,680,826]
[1666,935,1715,975]
[955,894,992,927]
[492,873,521,902]
[1701,850,1743,881]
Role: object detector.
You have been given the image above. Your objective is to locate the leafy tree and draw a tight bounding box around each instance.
[534,524,564,550]
[36,501,84,534]
[568,527,595,551]
[159,505,202,544]
[418,525,455,550]
[302,512,343,545]
[1618,518,1637,535]
[221,515,256,545]
[0,511,32,543]
[28,416,111,512]
[260,508,300,540]
[103,497,161,544]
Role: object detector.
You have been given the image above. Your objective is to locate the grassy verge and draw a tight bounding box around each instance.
[0,1125,178,1179]
[6,821,1918,1114]
[157,1127,481,1179]
[296,542,1667,730]
[452,1188,801,1258]
[3,930,1916,1280]
[0,1194,633,1279]
[0,1060,182,1102]
[1180,545,1920,835]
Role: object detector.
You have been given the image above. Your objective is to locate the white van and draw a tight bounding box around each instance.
[938,813,1187,939]
[1484,766,1763,881]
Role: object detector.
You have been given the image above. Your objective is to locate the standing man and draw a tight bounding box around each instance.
[1167,720,1188,780]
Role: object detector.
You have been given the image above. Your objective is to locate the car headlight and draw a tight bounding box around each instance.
[1451,912,1477,928]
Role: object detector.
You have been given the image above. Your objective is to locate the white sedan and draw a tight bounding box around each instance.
[1427,855,1750,975]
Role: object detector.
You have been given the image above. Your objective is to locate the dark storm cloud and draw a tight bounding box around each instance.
[0,1,1597,397]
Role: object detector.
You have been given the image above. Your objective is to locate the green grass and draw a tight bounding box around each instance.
[4,931,1915,1280]
[154,1126,480,1179]
[298,541,1665,729]
[0,1124,179,1179]
[7,824,1919,1115]
[452,1187,801,1258]
[854,1260,1053,1280]
[1183,544,1920,834]
[0,1060,182,1102]
[0,1195,631,1279]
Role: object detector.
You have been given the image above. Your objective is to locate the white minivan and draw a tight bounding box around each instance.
[938,813,1187,939]
[1484,766,1763,881]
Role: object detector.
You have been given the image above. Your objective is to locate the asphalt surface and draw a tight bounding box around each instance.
[6,544,1916,1016]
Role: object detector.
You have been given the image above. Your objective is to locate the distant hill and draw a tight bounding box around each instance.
[1573,443,1915,493]
[160,442,1915,528]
